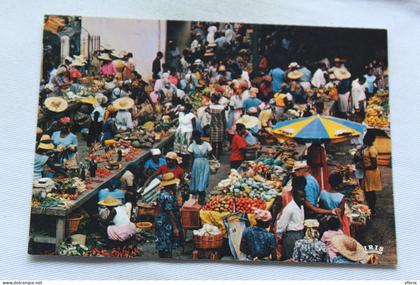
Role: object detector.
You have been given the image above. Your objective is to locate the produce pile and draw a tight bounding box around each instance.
[58,242,88,256]
[193,224,221,237]
[86,244,142,258]
[365,90,390,128]
[203,195,266,214]
[231,177,279,201]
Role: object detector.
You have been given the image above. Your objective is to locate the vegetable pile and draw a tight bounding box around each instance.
[203,195,266,214]
[86,244,142,258]
[59,242,88,256]
[231,177,279,201]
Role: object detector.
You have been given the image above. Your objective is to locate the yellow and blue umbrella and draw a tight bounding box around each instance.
[271,115,366,143]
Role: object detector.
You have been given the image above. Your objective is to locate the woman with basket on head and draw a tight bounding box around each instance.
[155,173,184,258]
[188,130,213,205]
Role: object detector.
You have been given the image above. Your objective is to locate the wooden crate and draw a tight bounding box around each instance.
[180,204,202,230]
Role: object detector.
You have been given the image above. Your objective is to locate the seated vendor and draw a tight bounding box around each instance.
[120,163,140,204]
[97,196,136,242]
[51,117,78,164]
[242,87,262,113]
[240,209,276,261]
[144,148,166,177]
[98,178,125,202]
[113,97,135,132]
[34,135,68,180]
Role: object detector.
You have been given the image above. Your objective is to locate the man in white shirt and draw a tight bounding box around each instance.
[276,188,306,260]
[311,63,327,88]
[351,76,368,112]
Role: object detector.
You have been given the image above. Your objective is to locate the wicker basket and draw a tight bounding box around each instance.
[67,213,83,234]
[193,234,223,249]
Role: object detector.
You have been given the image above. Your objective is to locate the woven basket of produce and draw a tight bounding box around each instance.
[137,203,158,216]
[193,233,223,249]
[67,213,83,234]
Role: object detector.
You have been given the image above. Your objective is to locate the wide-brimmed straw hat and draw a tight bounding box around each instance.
[165,151,183,164]
[111,50,126,59]
[94,93,108,106]
[159,172,180,187]
[72,55,87,67]
[44,97,68,113]
[97,53,112,61]
[287,70,304,80]
[113,97,135,110]
[292,160,309,172]
[331,235,367,262]
[304,219,320,228]
[237,114,260,129]
[98,196,122,207]
[37,134,55,150]
[79,96,98,106]
[334,67,351,80]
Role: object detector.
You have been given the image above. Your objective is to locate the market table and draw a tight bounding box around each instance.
[30,133,174,252]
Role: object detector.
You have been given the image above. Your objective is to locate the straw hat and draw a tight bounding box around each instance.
[165,151,183,164]
[98,196,122,207]
[44,97,68,113]
[292,160,309,172]
[334,67,351,80]
[218,65,226,72]
[207,42,217,48]
[36,127,43,135]
[331,235,367,262]
[287,70,304,80]
[79,96,98,106]
[37,134,55,150]
[97,53,112,61]
[334,57,343,63]
[72,55,87,67]
[204,51,215,57]
[111,50,125,59]
[113,97,135,110]
[304,219,320,228]
[94,93,108,106]
[159,172,180,187]
[249,87,258,98]
[237,114,260,129]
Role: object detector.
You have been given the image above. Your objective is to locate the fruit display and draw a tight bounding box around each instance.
[365,90,390,129]
[86,244,142,258]
[203,195,234,213]
[203,195,266,214]
[231,177,279,201]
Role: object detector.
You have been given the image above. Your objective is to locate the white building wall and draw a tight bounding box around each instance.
[81,17,166,81]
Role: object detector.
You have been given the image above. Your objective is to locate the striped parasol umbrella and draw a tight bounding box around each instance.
[271,115,366,144]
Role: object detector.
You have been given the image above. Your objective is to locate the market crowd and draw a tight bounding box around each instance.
[36,21,388,262]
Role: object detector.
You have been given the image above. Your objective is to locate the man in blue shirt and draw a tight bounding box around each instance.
[144,148,166,177]
[293,161,337,218]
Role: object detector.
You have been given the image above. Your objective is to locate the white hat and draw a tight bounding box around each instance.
[95,93,108,106]
[162,72,170,79]
[65,56,73,63]
[288,62,300,69]
[151,148,161,156]
[193,59,203,65]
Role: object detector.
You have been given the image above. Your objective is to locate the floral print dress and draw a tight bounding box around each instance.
[154,189,184,253]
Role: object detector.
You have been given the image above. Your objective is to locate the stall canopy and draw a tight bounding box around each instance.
[271,115,366,144]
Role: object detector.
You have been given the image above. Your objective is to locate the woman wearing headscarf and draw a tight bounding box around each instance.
[174,103,196,165]
[51,117,78,166]
[155,173,184,258]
